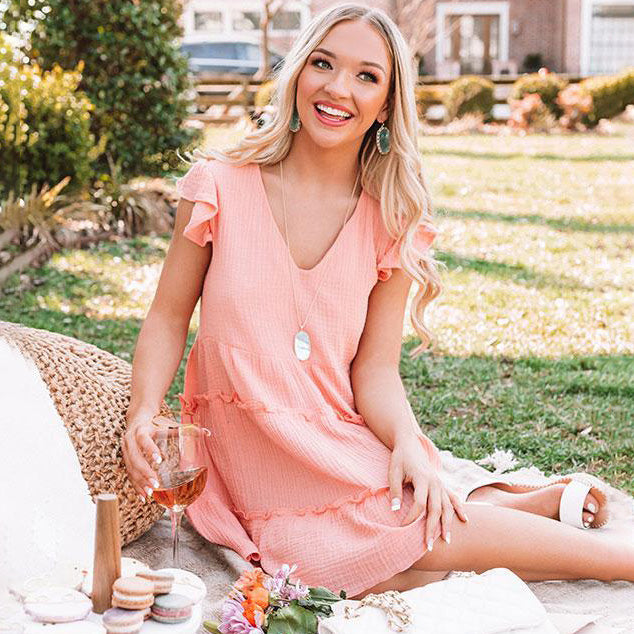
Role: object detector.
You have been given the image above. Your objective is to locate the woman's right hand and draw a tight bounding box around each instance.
[388,436,468,549]
[121,412,165,500]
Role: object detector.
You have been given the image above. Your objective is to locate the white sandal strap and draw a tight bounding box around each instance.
[559,479,592,529]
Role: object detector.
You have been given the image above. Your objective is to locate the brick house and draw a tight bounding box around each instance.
[181,0,634,76]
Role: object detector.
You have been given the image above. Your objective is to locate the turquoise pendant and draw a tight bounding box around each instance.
[376,123,390,154]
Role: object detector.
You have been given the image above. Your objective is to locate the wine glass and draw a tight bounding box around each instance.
[151,417,209,568]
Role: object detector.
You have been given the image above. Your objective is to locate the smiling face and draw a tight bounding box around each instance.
[294,19,393,151]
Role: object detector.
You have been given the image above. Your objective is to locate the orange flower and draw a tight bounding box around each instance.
[244,585,269,610]
[242,599,265,626]
[235,569,267,594]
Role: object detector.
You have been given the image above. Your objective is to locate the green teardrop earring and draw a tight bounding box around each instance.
[290,105,301,132]
[376,121,390,154]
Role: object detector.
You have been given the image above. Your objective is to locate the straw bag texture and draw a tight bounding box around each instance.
[0,320,170,545]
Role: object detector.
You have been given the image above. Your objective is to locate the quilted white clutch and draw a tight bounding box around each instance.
[318,568,559,634]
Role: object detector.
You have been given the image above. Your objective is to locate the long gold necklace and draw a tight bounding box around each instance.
[280,159,360,361]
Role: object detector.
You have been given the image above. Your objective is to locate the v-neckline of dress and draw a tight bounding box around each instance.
[255,162,365,275]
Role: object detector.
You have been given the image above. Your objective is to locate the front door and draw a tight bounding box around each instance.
[446,13,500,74]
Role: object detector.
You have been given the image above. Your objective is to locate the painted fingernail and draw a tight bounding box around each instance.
[587,514,594,522]
[153,453,162,465]
[427,538,434,552]
[145,486,153,496]
[391,497,401,511]
[583,521,590,528]
[587,503,596,513]
[445,532,451,544]
[151,479,159,489]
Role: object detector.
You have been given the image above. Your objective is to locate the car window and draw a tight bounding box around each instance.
[208,42,237,58]
[242,43,260,61]
[182,42,237,58]
[181,43,203,57]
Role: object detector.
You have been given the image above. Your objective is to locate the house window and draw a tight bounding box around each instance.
[272,11,301,31]
[233,11,260,31]
[194,11,223,33]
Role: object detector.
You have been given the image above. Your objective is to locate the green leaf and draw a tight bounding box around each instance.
[267,604,318,634]
[203,620,221,634]
[306,586,342,606]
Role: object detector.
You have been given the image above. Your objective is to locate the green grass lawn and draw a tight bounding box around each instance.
[2,123,633,491]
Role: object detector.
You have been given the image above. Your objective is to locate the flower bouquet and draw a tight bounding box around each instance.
[204,564,347,634]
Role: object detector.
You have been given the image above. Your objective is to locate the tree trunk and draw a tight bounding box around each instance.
[255,10,271,81]
[0,230,18,250]
[0,231,115,287]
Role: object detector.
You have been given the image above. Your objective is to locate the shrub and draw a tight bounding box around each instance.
[415,85,443,119]
[522,53,544,73]
[0,39,96,200]
[5,0,201,181]
[579,67,634,126]
[556,85,593,130]
[509,72,568,116]
[508,93,556,133]
[443,76,494,121]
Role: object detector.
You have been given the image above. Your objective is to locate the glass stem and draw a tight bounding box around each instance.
[170,509,185,568]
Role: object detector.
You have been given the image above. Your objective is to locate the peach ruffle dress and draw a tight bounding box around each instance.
[176,158,441,598]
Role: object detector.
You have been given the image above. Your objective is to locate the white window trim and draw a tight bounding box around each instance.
[435,1,510,68]
[183,1,309,37]
[580,0,634,75]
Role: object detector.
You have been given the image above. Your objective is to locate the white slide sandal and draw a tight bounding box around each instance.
[559,479,593,529]
[464,472,610,529]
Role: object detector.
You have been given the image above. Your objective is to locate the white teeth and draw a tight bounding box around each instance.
[315,104,351,118]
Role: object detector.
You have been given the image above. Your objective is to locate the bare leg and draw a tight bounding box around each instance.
[411,502,634,582]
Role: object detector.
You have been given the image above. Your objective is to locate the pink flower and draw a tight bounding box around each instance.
[281,580,310,601]
[264,564,310,602]
[219,592,261,634]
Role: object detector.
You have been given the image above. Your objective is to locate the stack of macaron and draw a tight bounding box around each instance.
[102,568,195,632]
[134,570,194,626]
[104,576,154,633]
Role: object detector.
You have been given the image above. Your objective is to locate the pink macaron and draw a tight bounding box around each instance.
[110,577,154,611]
[102,607,145,634]
[136,570,174,595]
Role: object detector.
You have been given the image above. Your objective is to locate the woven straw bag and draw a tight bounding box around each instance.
[0,320,170,545]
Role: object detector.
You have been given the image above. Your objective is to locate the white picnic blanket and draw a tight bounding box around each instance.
[1,335,633,633]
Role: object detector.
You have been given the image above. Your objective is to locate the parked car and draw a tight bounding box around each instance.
[180,35,284,75]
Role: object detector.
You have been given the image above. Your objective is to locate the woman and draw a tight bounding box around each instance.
[122,4,633,599]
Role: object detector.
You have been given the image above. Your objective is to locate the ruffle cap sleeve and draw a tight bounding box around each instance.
[377,221,437,282]
[175,159,219,247]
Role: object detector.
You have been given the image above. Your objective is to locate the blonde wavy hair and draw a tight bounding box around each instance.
[187,3,442,358]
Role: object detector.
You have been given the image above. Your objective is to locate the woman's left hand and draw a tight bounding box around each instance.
[388,437,469,548]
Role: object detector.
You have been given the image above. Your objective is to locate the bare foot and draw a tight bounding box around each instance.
[467,483,599,527]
